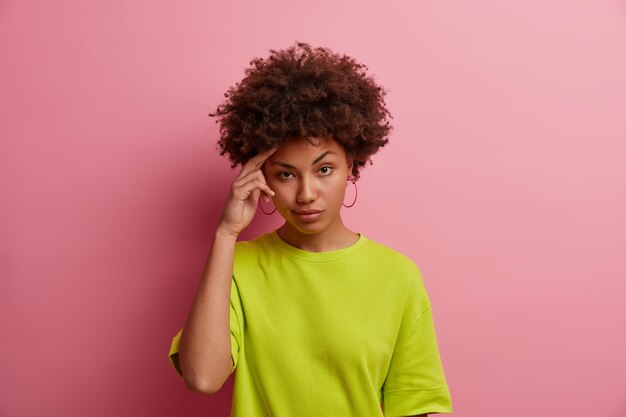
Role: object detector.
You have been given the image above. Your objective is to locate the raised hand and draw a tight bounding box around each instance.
[217,147,278,237]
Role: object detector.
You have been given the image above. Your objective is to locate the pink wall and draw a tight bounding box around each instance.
[2,1,625,416]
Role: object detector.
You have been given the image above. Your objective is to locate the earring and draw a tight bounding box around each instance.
[259,194,276,215]
[343,176,358,208]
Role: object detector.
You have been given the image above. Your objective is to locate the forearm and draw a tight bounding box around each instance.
[178,228,238,393]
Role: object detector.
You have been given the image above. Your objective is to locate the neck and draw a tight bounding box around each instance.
[276,217,359,252]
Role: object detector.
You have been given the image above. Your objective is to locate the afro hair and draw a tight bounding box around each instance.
[209,41,393,181]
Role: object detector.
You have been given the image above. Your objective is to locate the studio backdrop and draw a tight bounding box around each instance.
[1,1,625,416]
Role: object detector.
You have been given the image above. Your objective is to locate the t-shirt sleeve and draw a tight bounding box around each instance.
[168,277,245,378]
[382,263,453,416]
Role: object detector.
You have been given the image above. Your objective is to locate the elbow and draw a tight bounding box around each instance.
[180,363,223,395]
[177,350,232,395]
[183,375,222,395]
[180,363,230,395]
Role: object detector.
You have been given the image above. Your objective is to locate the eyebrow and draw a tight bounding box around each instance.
[270,150,336,169]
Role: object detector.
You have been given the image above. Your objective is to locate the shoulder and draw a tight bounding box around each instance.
[234,234,263,255]
[362,237,422,273]
[360,237,426,290]
[359,238,432,312]
[232,231,274,264]
[364,238,433,312]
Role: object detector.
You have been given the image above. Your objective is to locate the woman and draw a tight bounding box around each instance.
[168,42,452,417]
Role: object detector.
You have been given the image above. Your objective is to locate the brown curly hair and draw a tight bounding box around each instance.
[209,41,393,181]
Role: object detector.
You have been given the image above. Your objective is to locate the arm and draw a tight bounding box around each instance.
[175,147,278,394]
[177,228,238,394]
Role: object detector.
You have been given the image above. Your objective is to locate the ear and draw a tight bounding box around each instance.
[346,155,354,176]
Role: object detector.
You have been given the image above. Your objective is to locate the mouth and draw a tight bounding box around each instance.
[294,210,322,215]
[292,210,323,222]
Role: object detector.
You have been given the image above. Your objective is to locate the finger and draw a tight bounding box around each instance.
[232,178,263,202]
[238,147,279,179]
[233,176,275,201]
[250,187,261,203]
[235,166,276,195]
[233,167,271,191]
[260,183,275,200]
[245,147,278,174]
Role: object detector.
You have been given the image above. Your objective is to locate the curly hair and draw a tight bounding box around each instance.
[209,41,393,181]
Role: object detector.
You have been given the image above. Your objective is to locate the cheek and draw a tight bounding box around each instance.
[267,177,284,192]
[323,183,347,207]
[331,177,348,193]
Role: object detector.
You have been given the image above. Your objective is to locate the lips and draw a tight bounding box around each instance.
[293,210,323,222]
[294,209,322,214]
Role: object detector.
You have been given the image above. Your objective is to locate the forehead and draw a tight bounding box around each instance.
[272,136,344,158]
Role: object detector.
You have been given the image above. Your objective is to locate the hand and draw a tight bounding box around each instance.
[217,147,278,237]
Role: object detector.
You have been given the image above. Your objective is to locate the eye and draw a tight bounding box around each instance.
[277,171,293,180]
[319,166,333,175]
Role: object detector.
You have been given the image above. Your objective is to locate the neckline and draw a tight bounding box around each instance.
[266,229,368,262]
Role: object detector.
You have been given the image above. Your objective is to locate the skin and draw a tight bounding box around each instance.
[260,136,360,252]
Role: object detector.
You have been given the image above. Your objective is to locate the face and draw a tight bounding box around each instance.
[262,136,353,236]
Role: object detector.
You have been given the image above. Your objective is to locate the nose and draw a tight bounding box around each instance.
[296,175,318,204]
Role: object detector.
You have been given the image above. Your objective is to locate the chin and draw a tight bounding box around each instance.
[286,218,326,235]
[290,220,322,232]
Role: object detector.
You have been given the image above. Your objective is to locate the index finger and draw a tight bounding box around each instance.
[239,147,279,177]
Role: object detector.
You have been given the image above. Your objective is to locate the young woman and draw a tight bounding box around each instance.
[168,42,452,417]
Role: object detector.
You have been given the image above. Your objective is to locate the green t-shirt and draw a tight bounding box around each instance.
[169,229,452,416]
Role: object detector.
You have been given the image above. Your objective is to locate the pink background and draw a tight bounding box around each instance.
[2,1,625,416]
